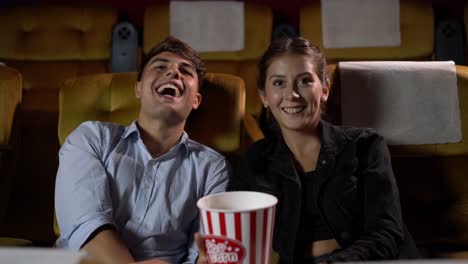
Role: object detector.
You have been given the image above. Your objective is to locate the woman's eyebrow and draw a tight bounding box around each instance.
[268,74,284,80]
[297,72,313,77]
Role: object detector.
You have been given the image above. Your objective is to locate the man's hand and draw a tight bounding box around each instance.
[195,233,208,264]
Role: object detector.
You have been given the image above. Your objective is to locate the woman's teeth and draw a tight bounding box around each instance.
[282,107,305,114]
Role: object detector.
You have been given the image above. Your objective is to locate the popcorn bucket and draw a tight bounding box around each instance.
[197,191,278,264]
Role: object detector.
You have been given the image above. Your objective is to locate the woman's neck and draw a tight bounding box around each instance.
[281,127,321,172]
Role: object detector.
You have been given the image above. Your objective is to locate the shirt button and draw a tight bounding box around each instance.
[144,184,150,189]
[321,160,327,165]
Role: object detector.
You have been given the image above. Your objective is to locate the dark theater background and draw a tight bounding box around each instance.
[1,0,466,33]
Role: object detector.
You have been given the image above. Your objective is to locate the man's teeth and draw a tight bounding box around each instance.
[283,107,305,114]
[157,84,181,97]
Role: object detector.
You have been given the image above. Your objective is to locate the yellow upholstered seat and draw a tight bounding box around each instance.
[0,65,22,223]
[59,72,246,153]
[0,5,118,244]
[0,5,118,112]
[0,237,32,247]
[300,0,434,62]
[328,63,468,257]
[0,66,21,148]
[393,66,468,257]
[327,64,468,157]
[0,66,31,246]
[143,3,272,118]
[388,65,468,157]
[464,1,468,64]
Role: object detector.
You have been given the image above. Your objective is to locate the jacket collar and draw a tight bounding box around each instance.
[267,120,350,180]
[319,120,349,158]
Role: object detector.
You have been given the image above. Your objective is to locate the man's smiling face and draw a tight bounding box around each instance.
[135,51,202,125]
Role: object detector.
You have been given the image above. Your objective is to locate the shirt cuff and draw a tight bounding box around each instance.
[60,217,114,250]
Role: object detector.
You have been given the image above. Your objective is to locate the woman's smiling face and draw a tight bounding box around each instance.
[260,53,329,134]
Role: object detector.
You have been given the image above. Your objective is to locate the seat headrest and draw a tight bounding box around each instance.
[301,0,434,61]
[170,1,245,53]
[320,0,400,49]
[0,6,118,61]
[339,61,461,147]
[144,3,272,60]
[59,72,245,153]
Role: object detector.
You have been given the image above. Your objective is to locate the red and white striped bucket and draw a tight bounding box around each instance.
[197,191,278,264]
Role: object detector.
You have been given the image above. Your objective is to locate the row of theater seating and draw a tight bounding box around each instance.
[0,60,468,256]
[1,0,468,258]
[3,59,468,258]
[0,1,444,118]
[0,3,272,246]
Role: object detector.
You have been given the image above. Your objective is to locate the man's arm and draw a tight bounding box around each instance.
[55,122,133,262]
[83,227,134,264]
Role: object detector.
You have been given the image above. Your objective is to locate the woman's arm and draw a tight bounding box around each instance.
[327,133,404,261]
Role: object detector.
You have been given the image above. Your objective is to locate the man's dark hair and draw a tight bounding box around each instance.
[137,36,206,89]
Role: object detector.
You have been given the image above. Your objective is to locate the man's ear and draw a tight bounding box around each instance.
[135,81,142,99]
[192,93,202,110]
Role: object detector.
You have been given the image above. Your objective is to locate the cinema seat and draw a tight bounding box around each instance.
[0,5,118,244]
[0,65,21,149]
[327,62,468,258]
[143,2,272,119]
[54,71,252,236]
[0,65,21,228]
[300,0,434,62]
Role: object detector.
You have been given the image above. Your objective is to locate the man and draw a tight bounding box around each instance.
[55,37,229,264]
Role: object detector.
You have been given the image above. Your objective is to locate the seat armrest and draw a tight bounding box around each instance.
[0,66,22,146]
[242,112,264,149]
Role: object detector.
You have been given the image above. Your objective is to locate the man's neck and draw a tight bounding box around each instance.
[136,116,185,159]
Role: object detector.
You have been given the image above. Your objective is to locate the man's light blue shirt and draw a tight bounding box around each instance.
[55,121,230,263]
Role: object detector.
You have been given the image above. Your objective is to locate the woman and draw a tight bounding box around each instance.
[227,37,419,263]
